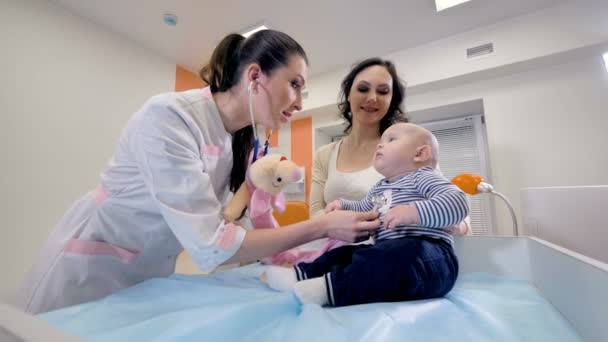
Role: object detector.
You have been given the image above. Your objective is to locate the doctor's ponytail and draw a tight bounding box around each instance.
[200,30,307,192]
[200,34,252,193]
[200,34,245,93]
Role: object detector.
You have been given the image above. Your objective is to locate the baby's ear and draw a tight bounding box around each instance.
[413,145,432,163]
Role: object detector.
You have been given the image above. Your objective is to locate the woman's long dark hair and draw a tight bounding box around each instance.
[337,58,408,135]
[200,30,308,192]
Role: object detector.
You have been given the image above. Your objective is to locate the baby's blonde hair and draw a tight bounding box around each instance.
[394,123,439,168]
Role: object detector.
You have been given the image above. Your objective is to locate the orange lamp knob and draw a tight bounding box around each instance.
[451,173,484,195]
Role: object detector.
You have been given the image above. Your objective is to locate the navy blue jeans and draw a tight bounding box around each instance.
[294,236,458,307]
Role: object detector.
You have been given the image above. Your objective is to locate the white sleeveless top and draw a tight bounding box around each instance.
[324,140,383,204]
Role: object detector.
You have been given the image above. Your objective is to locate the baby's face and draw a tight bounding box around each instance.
[373,124,420,179]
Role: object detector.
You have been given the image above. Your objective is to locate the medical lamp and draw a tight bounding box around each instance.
[451,173,519,236]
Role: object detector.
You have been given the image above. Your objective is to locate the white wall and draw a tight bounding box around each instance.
[303,0,608,236]
[408,56,608,235]
[259,123,292,159]
[303,0,608,110]
[0,0,175,303]
[306,56,608,236]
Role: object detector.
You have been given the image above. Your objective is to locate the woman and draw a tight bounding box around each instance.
[310,58,468,233]
[17,30,380,314]
[310,58,406,218]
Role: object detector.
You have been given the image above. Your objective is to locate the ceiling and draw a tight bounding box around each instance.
[50,0,567,76]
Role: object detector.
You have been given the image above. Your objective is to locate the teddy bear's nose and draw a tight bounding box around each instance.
[277,177,282,182]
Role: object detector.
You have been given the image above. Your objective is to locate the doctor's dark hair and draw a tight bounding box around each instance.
[338,58,408,135]
[200,30,308,192]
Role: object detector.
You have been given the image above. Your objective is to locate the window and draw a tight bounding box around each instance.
[421,115,495,235]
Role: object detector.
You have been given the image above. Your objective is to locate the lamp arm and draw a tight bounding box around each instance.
[490,191,519,236]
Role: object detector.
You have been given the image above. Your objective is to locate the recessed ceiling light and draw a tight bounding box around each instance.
[242,25,268,38]
[603,52,608,73]
[435,0,473,12]
[163,13,178,26]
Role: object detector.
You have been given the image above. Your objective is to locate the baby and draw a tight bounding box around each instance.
[263,123,470,307]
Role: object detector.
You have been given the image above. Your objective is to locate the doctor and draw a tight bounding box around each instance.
[16,30,380,314]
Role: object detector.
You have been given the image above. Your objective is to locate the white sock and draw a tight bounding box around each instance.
[262,266,297,292]
[294,277,328,306]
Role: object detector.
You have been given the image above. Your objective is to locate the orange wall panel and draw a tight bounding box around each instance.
[266,128,279,148]
[290,118,313,203]
[175,65,205,91]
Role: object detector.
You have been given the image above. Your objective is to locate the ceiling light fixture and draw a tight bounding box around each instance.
[435,0,473,12]
[242,24,268,38]
[603,52,608,73]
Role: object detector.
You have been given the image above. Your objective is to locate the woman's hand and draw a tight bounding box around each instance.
[319,210,380,242]
[324,200,342,213]
[448,217,471,236]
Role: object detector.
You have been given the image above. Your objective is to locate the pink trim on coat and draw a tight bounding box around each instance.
[64,239,140,264]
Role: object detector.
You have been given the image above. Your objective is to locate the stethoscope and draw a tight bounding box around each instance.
[248,80,272,163]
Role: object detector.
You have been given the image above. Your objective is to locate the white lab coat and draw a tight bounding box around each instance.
[16,87,247,314]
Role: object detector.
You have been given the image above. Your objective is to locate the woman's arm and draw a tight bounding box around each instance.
[309,144,333,217]
[225,210,380,265]
[132,106,379,272]
[131,105,251,274]
[448,217,471,235]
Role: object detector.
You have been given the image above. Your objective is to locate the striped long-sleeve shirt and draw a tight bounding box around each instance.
[340,166,469,247]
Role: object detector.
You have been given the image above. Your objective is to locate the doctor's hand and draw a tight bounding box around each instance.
[319,210,380,243]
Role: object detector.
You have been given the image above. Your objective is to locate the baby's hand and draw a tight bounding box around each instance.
[383,204,420,229]
[325,200,342,213]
